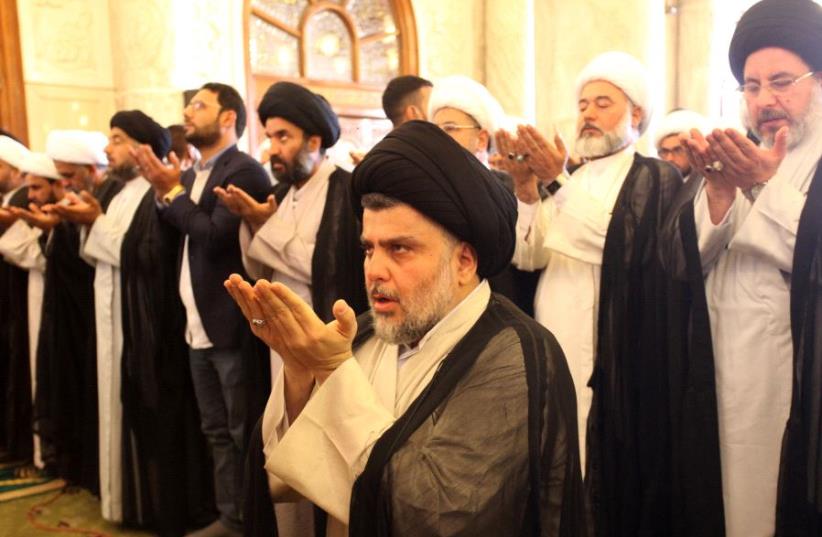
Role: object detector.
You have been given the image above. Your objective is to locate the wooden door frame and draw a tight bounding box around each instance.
[0,0,28,145]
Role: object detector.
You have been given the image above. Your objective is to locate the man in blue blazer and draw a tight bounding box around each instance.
[136,82,271,537]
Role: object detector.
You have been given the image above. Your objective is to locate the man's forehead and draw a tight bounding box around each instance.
[579,80,628,101]
[658,134,683,148]
[264,116,303,135]
[192,88,219,104]
[362,202,434,234]
[743,47,811,79]
[433,106,477,125]
[109,127,135,143]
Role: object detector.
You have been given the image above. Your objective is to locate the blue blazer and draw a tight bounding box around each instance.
[162,144,271,349]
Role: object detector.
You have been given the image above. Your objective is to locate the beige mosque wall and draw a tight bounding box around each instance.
[17,0,718,153]
[17,0,246,150]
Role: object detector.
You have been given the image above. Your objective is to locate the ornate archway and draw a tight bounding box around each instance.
[244,0,419,152]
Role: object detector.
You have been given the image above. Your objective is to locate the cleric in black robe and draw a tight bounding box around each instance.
[109,116,215,536]
[239,80,368,536]
[33,170,122,493]
[239,120,587,536]
[662,1,822,535]
[1,185,32,461]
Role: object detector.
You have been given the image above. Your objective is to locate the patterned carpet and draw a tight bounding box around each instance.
[0,484,154,537]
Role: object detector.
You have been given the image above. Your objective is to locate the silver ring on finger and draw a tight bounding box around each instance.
[251,318,266,327]
[515,153,529,163]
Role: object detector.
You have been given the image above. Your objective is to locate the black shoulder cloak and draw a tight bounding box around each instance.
[585,154,685,537]
[349,293,588,536]
[658,172,725,537]
[1,186,31,460]
[119,189,215,533]
[33,175,123,491]
[776,160,822,536]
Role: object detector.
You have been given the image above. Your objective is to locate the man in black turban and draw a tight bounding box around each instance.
[662,1,822,536]
[226,120,587,536]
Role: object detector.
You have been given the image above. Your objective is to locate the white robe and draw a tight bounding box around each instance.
[81,177,150,522]
[240,160,333,537]
[512,145,635,469]
[261,282,491,537]
[693,118,822,537]
[0,219,46,468]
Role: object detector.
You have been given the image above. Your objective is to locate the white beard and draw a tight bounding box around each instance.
[574,108,638,159]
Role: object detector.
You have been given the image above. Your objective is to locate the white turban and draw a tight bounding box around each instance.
[20,152,61,181]
[575,51,654,135]
[428,75,505,144]
[0,135,30,170]
[46,129,108,166]
[653,109,710,148]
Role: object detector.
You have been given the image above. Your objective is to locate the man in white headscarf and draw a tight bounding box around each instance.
[428,75,505,166]
[654,109,709,179]
[427,76,543,316]
[511,51,683,536]
[0,152,64,470]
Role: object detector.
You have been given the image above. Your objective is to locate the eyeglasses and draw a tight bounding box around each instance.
[436,122,481,134]
[657,145,686,158]
[186,100,222,112]
[736,71,818,97]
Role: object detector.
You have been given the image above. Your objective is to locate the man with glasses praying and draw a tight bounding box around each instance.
[426,75,543,316]
[654,108,708,180]
[667,0,822,534]
[134,83,271,537]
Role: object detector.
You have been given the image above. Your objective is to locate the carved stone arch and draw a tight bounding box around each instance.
[244,0,419,153]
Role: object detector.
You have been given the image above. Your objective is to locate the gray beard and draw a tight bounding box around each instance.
[575,110,637,159]
[370,251,455,346]
[743,85,822,149]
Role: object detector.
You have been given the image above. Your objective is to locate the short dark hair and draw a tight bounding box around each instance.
[381,75,433,126]
[201,82,247,138]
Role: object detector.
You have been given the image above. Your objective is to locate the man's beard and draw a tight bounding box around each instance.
[185,121,221,149]
[575,108,637,159]
[369,249,456,346]
[271,143,314,186]
[111,162,139,181]
[743,85,822,149]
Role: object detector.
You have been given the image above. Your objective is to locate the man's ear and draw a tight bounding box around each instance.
[455,242,479,285]
[631,105,643,130]
[404,105,424,122]
[478,129,491,153]
[220,109,238,131]
[307,134,323,153]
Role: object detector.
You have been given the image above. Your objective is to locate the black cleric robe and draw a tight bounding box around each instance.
[585,154,684,537]
[348,293,587,536]
[657,171,725,537]
[119,189,216,535]
[776,160,822,536]
[1,186,32,460]
[33,175,122,492]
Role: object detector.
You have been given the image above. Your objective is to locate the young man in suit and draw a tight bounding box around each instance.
[136,83,271,537]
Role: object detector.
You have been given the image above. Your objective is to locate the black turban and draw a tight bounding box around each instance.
[729,0,822,84]
[110,110,171,159]
[351,120,516,279]
[257,82,340,148]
